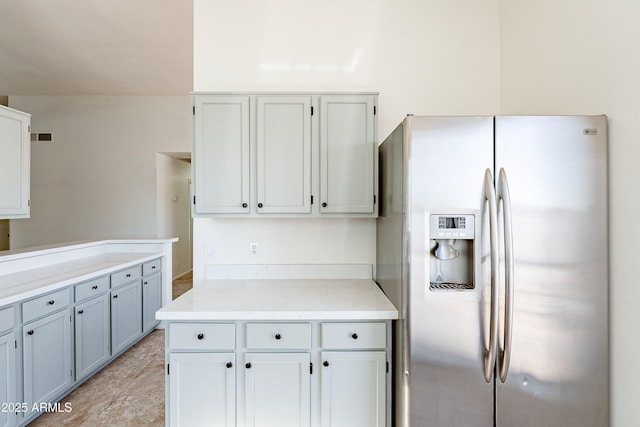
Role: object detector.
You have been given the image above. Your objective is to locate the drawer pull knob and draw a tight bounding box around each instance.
[352,333,358,340]
[47,300,55,305]
[258,203,263,208]
[246,363,252,369]
[113,295,118,299]
[78,310,84,314]
[152,266,156,269]
[322,202,327,207]
[126,274,131,277]
[323,361,330,367]
[92,285,98,290]
[27,330,34,336]
[226,362,233,369]
[197,333,205,340]
[144,281,148,285]
[242,203,248,208]
[275,333,282,340]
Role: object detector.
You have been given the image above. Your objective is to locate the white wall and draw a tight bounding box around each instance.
[8,96,191,249]
[500,2,639,426]
[156,154,192,278]
[193,0,501,281]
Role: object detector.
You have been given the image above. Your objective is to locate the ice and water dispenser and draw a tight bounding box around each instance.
[428,213,476,291]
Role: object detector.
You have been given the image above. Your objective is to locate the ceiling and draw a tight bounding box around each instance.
[0,0,193,95]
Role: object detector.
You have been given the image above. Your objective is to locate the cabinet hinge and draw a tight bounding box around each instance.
[311,195,314,205]
[167,364,170,375]
[310,363,313,375]
[14,340,17,349]
[28,200,30,207]
[374,195,377,204]
[311,106,314,116]
[374,105,377,115]
[192,106,195,115]
[193,196,196,205]
[386,361,389,373]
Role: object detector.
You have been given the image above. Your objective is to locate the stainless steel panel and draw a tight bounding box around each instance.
[407,116,494,427]
[495,115,609,426]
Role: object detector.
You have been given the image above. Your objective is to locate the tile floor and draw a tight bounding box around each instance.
[27,271,193,426]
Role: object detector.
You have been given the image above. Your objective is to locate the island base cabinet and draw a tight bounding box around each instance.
[244,353,310,427]
[169,352,236,427]
[142,273,162,333]
[320,351,386,427]
[75,294,110,380]
[0,332,16,427]
[110,281,142,356]
[22,309,72,419]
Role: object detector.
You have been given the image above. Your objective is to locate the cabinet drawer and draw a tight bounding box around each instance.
[169,323,236,350]
[75,275,110,302]
[22,288,71,323]
[0,306,15,333]
[143,259,162,276]
[246,323,311,349]
[322,322,386,349]
[111,265,142,288]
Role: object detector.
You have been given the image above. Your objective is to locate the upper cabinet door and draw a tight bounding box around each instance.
[320,95,376,214]
[194,96,250,214]
[0,106,30,219]
[256,96,312,214]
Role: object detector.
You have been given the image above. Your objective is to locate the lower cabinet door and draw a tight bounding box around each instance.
[320,351,386,427]
[142,273,162,333]
[0,332,16,427]
[75,294,110,380]
[244,353,310,427]
[23,309,72,414]
[169,352,236,427]
[111,281,142,355]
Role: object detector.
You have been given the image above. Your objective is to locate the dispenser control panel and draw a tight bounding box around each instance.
[429,214,475,239]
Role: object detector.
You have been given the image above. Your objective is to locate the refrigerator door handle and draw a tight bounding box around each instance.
[483,168,499,383]
[497,168,514,383]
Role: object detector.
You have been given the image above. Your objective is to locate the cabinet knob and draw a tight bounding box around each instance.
[275,333,282,340]
[27,330,34,336]
[226,362,233,369]
[322,202,327,207]
[92,285,98,290]
[47,300,55,305]
[126,274,131,278]
[352,333,358,340]
[78,310,84,314]
[258,203,263,208]
[144,281,148,285]
[242,203,248,208]
[197,333,205,340]
[113,295,118,299]
[323,361,329,367]
[246,363,252,369]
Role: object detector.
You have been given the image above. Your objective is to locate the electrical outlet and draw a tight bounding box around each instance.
[249,241,259,256]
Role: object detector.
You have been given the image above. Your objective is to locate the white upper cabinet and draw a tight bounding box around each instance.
[192,93,378,218]
[193,95,250,214]
[320,95,376,214]
[256,96,312,214]
[0,105,30,219]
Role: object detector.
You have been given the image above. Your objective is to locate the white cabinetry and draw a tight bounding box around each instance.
[192,93,378,218]
[142,272,162,333]
[0,328,16,427]
[194,95,250,214]
[244,353,311,427]
[256,96,312,214]
[0,106,30,219]
[320,96,376,214]
[110,280,142,356]
[166,320,390,426]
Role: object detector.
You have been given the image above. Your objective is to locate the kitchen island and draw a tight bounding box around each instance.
[0,238,176,427]
[157,274,397,427]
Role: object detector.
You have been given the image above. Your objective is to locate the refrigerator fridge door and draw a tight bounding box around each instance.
[494,116,609,426]
[405,116,495,427]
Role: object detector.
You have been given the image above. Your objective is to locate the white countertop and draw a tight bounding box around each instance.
[0,252,162,305]
[156,279,398,321]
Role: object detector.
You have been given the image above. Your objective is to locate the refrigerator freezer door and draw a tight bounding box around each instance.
[494,116,609,426]
[406,116,495,427]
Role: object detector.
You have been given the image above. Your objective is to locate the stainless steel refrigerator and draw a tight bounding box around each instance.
[376,115,608,426]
